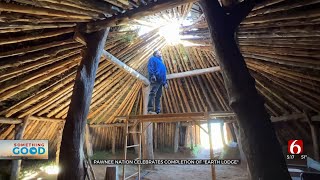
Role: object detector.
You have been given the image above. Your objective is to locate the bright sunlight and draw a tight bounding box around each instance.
[200,123,227,150]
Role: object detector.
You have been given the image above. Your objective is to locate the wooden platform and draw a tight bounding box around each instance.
[115,111,235,123]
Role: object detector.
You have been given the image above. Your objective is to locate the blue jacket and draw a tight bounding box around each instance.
[148,56,167,85]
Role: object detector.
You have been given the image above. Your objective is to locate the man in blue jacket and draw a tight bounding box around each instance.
[147,50,168,114]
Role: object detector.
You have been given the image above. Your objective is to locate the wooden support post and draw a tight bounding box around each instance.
[154,123,158,150]
[104,166,118,180]
[207,120,216,180]
[305,113,320,161]
[142,85,154,169]
[10,116,29,180]
[131,125,139,154]
[190,123,194,150]
[56,122,65,165]
[58,28,110,180]
[200,0,291,179]
[220,123,226,148]
[174,122,180,153]
[112,128,116,155]
[194,122,198,146]
[85,124,93,157]
[184,125,189,147]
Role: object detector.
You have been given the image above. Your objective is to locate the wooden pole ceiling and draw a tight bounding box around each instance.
[86,0,199,32]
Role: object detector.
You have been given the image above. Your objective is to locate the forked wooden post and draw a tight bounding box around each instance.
[10,116,29,180]
[58,28,110,180]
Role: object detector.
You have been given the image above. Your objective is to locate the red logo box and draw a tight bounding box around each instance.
[288,140,303,154]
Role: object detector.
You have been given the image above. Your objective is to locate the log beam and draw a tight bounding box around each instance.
[0,117,22,124]
[58,28,110,180]
[102,50,150,86]
[200,0,291,179]
[166,66,220,80]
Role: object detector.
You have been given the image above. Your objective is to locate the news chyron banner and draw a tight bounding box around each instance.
[0,140,48,159]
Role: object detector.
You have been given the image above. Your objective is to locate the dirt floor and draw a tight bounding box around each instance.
[92,148,248,180]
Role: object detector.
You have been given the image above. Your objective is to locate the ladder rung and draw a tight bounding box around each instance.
[125,172,139,180]
[128,131,141,134]
[127,144,139,148]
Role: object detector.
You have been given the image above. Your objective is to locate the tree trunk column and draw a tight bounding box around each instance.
[58,28,110,180]
[200,0,291,179]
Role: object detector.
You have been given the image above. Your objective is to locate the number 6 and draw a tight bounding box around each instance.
[290,140,301,154]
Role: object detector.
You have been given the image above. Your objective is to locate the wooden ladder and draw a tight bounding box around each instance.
[123,117,142,180]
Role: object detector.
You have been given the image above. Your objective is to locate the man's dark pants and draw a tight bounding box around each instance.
[148,82,163,113]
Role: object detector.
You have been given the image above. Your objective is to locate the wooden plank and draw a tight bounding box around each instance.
[58,28,110,179]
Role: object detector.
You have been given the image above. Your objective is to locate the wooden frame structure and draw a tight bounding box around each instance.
[116,111,234,180]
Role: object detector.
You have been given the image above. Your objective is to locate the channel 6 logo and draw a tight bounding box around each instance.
[288,140,303,154]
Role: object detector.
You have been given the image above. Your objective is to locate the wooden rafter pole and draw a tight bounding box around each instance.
[58,28,110,180]
[10,116,30,180]
[86,0,198,32]
[166,66,220,80]
[199,0,291,179]
[102,50,150,86]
